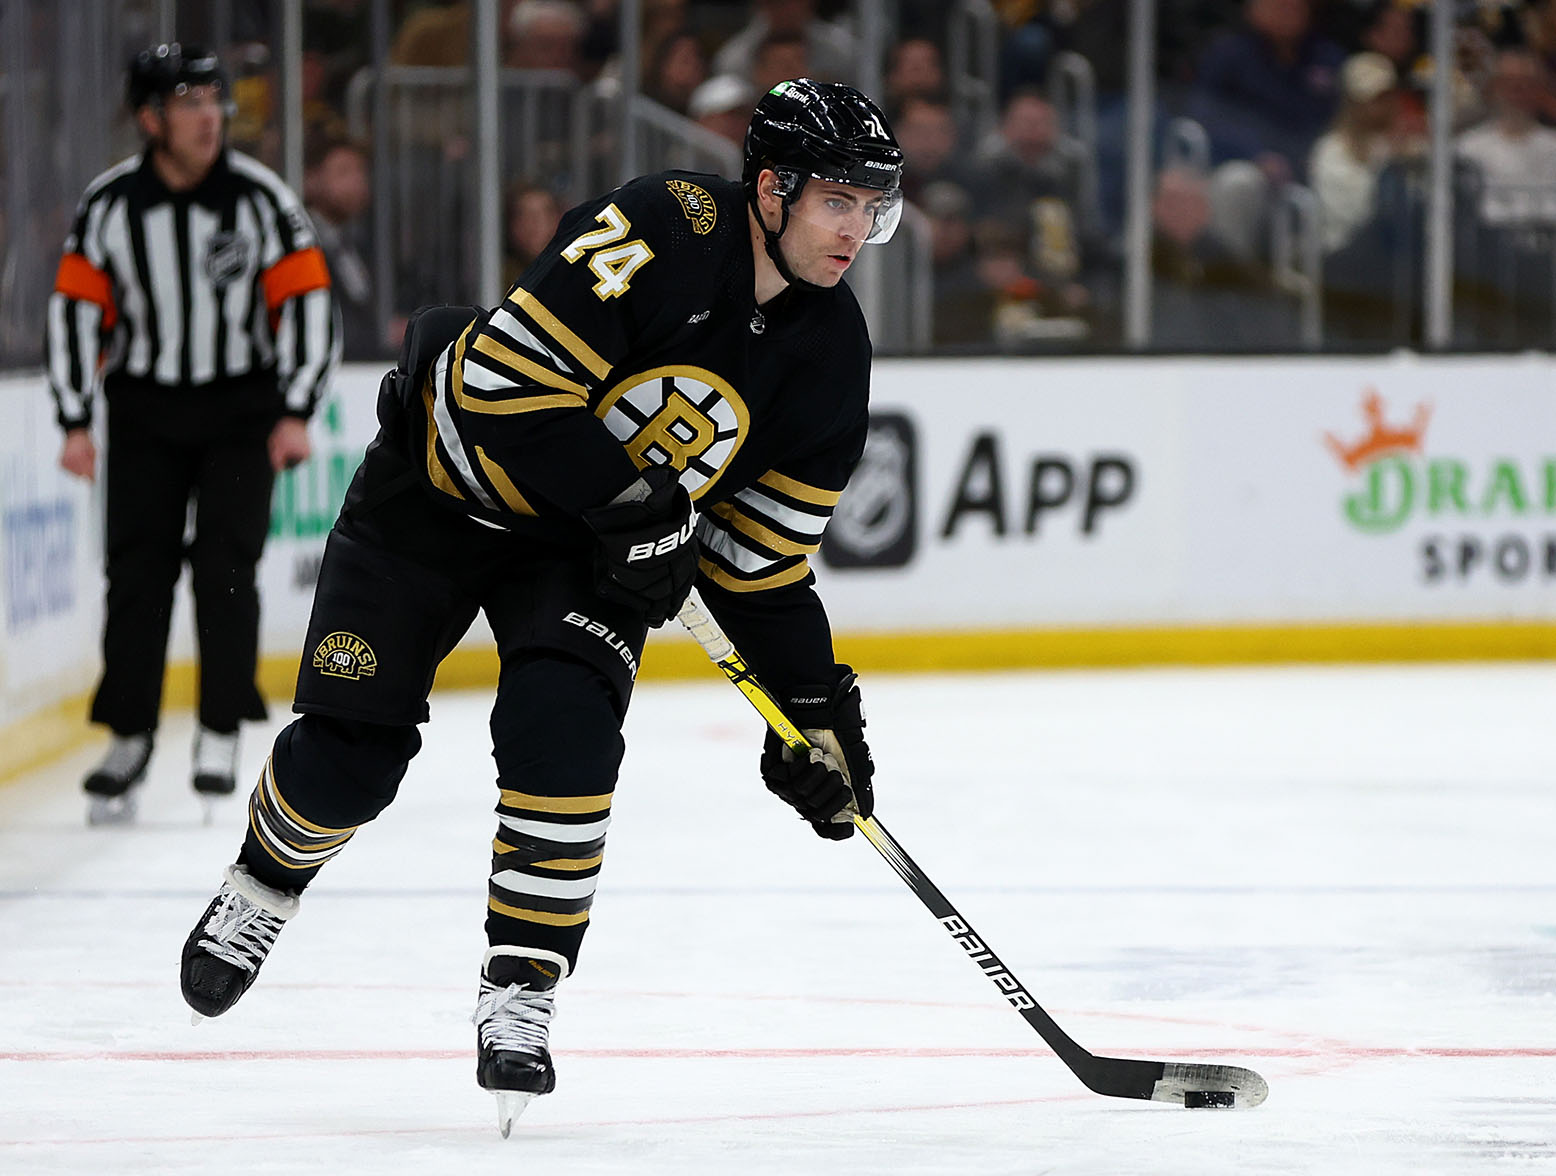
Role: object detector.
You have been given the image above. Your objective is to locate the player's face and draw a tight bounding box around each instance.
[776,180,888,287]
[157,84,226,177]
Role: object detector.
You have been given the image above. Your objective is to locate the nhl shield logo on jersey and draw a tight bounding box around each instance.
[665,179,717,235]
[204,231,253,288]
[312,631,379,680]
[596,366,749,499]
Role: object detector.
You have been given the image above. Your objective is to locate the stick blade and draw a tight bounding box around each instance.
[1151,1063,1269,1108]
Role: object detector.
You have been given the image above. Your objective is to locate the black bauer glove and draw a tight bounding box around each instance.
[759,666,875,840]
[581,465,698,628]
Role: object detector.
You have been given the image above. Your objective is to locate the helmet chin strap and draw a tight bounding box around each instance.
[748,185,826,295]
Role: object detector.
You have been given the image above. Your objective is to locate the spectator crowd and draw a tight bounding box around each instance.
[9,0,1556,365]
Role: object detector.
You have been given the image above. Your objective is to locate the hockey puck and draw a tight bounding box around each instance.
[1183,1090,1236,1109]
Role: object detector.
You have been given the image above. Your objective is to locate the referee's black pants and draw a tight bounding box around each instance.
[91,406,273,737]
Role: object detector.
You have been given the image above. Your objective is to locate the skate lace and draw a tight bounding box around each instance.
[197,887,287,974]
[473,981,555,1056]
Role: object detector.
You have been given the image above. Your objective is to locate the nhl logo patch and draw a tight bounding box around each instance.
[312,631,378,680]
[665,179,717,235]
[204,230,252,288]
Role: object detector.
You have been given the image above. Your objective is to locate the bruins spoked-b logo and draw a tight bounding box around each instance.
[665,179,717,235]
[313,631,378,680]
[596,366,748,499]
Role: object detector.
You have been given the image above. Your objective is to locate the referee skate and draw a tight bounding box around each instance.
[81,733,153,825]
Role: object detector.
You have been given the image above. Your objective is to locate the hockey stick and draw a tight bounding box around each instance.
[676,593,1269,1108]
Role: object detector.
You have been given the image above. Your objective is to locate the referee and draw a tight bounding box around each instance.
[46,43,340,824]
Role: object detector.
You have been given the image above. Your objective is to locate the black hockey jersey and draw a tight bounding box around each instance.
[403,171,873,690]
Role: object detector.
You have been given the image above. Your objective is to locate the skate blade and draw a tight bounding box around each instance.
[494,1091,535,1138]
[190,1010,205,1026]
[87,793,138,826]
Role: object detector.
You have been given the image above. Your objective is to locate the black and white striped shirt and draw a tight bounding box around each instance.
[46,147,339,429]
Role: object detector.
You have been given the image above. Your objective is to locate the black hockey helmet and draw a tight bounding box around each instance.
[126,43,231,112]
[743,78,905,246]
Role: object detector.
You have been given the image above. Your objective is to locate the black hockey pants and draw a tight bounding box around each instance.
[237,437,645,974]
[90,402,273,736]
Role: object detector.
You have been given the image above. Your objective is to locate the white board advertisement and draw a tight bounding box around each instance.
[0,374,102,728]
[812,354,1556,630]
[2,351,1551,739]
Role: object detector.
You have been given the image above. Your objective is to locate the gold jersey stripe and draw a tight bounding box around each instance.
[421,365,466,500]
[474,447,538,515]
[508,288,611,380]
[709,502,820,558]
[264,759,355,837]
[488,896,592,926]
[697,556,811,594]
[251,791,356,859]
[533,853,605,871]
[247,804,347,872]
[458,389,586,416]
[498,788,612,814]
[472,333,589,397]
[757,469,842,507]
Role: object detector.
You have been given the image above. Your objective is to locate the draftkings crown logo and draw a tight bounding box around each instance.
[1323,388,1431,474]
[1324,388,1549,538]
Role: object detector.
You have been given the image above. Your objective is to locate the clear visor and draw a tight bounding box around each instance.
[785,178,904,245]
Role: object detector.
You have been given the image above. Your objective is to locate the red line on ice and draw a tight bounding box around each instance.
[3,1045,1554,1063]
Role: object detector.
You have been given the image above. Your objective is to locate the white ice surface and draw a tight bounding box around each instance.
[1,662,1553,1175]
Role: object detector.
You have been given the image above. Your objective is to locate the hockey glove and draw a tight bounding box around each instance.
[759,666,875,840]
[581,465,698,628]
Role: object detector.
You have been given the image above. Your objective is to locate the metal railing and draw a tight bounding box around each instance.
[6,0,1551,367]
[347,64,596,309]
[868,202,935,354]
[1048,51,1101,235]
[945,0,1001,142]
[1271,184,1323,349]
[622,95,742,181]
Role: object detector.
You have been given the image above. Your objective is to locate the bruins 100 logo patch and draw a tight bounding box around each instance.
[313,631,378,680]
[665,179,717,235]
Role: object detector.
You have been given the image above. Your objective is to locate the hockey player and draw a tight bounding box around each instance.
[179,79,900,1133]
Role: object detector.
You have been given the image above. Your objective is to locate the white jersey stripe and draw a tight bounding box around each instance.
[224,198,260,373]
[697,517,783,573]
[142,205,183,385]
[186,205,220,384]
[102,198,153,379]
[487,306,572,373]
[732,488,831,537]
[45,298,82,419]
[430,350,502,513]
[72,302,104,407]
[490,869,600,900]
[496,813,613,842]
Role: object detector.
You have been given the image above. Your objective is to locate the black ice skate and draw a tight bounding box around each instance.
[191,727,239,824]
[83,732,154,825]
[473,947,566,1137]
[180,864,299,1023]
